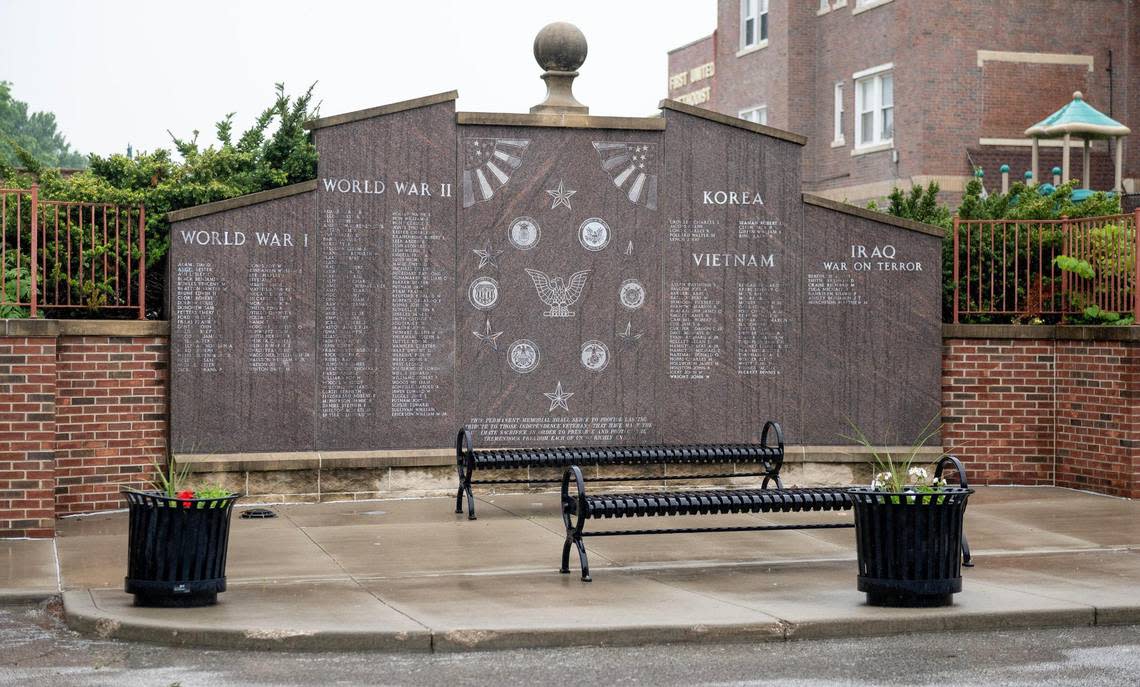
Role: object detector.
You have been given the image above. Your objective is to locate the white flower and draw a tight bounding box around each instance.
[908,467,928,482]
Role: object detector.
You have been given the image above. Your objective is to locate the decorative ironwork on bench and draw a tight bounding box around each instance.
[454,421,785,520]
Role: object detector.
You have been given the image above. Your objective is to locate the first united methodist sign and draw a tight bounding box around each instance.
[166,28,942,456]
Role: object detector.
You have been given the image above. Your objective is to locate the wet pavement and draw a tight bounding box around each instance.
[2,486,1138,651]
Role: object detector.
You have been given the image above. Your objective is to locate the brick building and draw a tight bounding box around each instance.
[667,0,1139,203]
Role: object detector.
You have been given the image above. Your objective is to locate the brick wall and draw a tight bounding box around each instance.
[671,1,1138,200]
[0,321,165,537]
[666,33,716,107]
[944,329,1140,498]
[1055,341,1140,496]
[0,336,57,538]
[54,336,166,516]
[942,337,1056,486]
[968,147,1116,192]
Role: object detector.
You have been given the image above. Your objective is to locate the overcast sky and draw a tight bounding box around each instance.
[1,0,716,158]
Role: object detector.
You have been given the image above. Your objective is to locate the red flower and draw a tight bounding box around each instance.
[177,490,195,508]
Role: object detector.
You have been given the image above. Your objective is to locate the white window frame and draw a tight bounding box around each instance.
[739,0,769,52]
[818,0,830,15]
[738,105,768,126]
[853,0,892,14]
[853,63,893,151]
[831,81,845,146]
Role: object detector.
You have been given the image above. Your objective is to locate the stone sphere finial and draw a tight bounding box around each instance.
[533,22,588,73]
[530,22,589,115]
[1073,91,1083,101]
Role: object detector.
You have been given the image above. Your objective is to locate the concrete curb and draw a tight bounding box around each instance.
[62,591,433,652]
[61,588,1138,653]
[0,590,57,605]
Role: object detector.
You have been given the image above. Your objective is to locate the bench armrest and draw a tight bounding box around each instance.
[560,465,588,534]
[455,426,474,465]
[935,455,969,489]
[761,420,784,453]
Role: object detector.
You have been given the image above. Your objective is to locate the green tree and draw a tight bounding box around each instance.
[0,82,86,168]
[1,82,319,318]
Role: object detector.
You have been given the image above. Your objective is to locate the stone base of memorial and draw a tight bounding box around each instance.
[122,489,240,607]
[847,486,973,607]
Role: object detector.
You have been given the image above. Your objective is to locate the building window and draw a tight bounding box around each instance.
[818,0,830,13]
[853,64,893,148]
[739,106,767,125]
[832,82,845,145]
[853,0,891,13]
[741,0,768,49]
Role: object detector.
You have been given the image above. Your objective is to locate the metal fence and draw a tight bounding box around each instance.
[1,185,146,319]
[952,210,1140,322]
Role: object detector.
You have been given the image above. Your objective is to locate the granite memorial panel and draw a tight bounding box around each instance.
[660,106,803,444]
[455,125,662,446]
[169,92,943,454]
[800,198,943,445]
[170,187,316,453]
[311,96,458,449]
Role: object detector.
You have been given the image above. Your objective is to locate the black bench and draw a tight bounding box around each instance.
[559,455,973,581]
[455,422,786,520]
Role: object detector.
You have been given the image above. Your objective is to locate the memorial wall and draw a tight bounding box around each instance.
[168,93,942,455]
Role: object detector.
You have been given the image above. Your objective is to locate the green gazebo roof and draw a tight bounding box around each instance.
[1025,91,1131,139]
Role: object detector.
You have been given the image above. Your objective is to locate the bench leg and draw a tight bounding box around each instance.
[560,465,591,581]
[454,457,477,520]
[455,428,477,519]
[560,537,572,574]
[574,537,591,582]
[454,465,465,514]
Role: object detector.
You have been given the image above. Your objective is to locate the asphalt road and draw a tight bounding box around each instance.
[0,601,1136,686]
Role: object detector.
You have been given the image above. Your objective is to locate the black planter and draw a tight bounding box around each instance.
[122,489,241,607]
[848,485,973,607]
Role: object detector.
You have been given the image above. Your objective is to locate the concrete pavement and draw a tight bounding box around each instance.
[3,486,1138,651]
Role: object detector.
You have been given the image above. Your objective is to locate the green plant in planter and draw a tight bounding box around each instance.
[148,457,192,497]
[844,416,952,502]
[146,458,233,507]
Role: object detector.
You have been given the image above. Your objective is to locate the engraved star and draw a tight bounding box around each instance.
[543,381,574,413]
[472,245,503,269]
[473,318,503,351]
[545,179,576,210]
[618,321,643,343]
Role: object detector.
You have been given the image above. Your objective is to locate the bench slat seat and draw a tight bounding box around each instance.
[567,487,853,519]
[469,444,781,469]
[454,422,786,519]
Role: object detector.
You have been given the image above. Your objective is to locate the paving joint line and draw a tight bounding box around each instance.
[474,495,623,569]
[289,521,432,635]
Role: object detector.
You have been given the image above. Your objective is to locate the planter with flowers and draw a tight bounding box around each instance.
[845,422,973,608]
[121,459,241,607]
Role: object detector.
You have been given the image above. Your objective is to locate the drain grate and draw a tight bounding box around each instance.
[240,508,278,519]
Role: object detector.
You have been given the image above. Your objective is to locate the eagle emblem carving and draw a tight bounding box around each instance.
[524,268,591,318]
